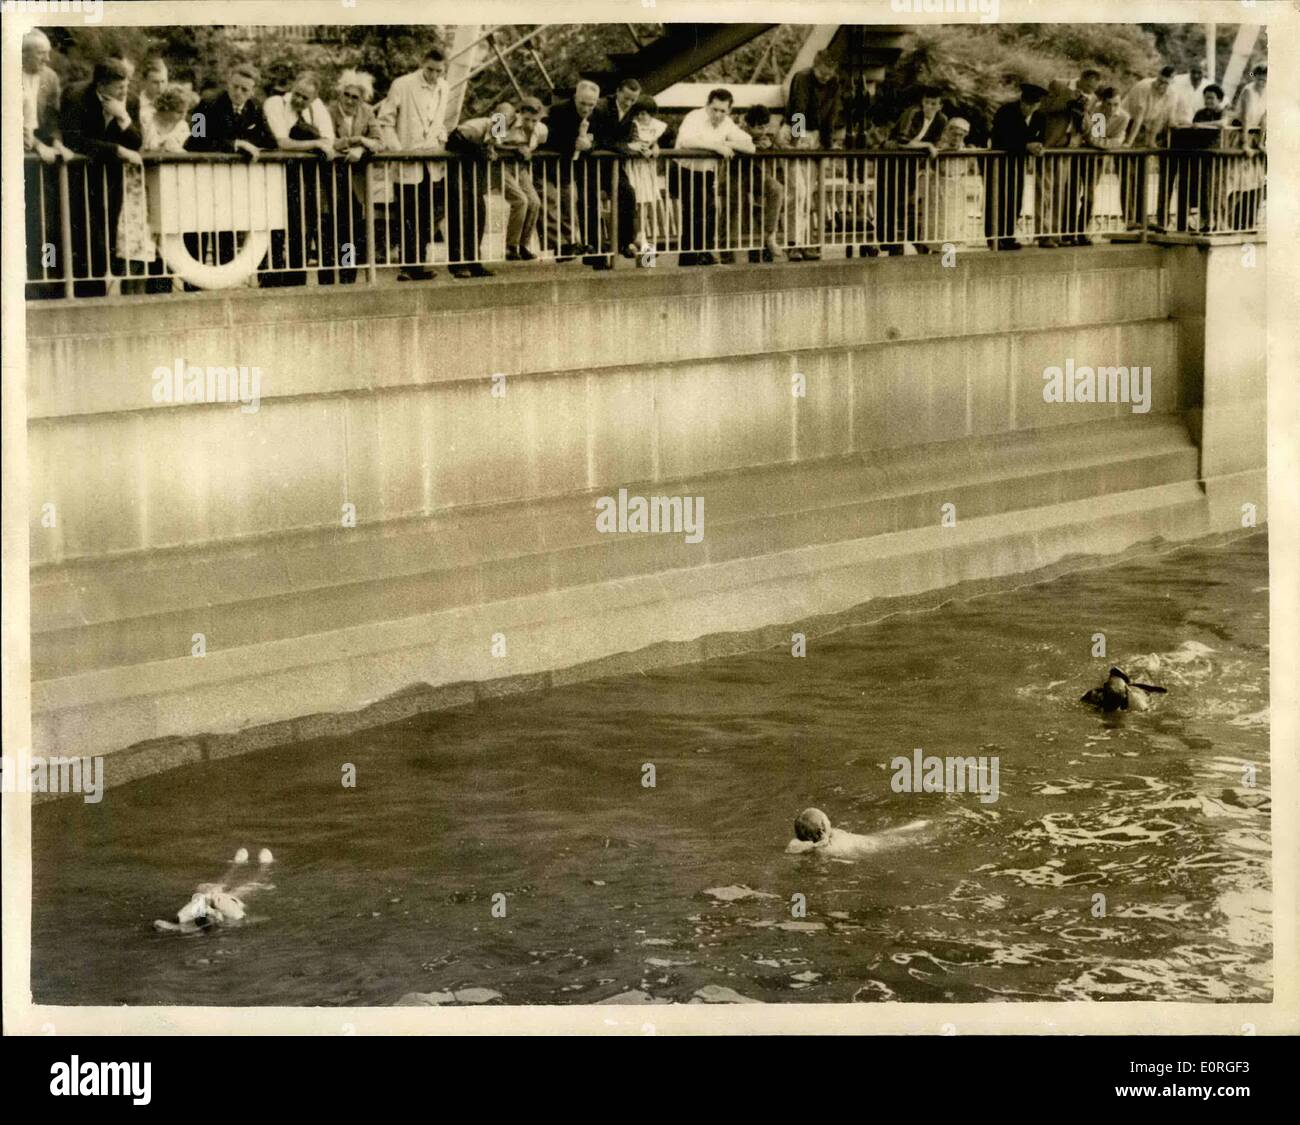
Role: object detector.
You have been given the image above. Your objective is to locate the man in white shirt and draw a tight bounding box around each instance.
[673,87,755,265]
[377,47,451,280]
[22,29,67,297]
[263,72,336,285]
[1236,65,1266,133]
[1169,62,1210,127]
[1123,66,1178,229]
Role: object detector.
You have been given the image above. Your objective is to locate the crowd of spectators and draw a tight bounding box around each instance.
[22,29,1268,295]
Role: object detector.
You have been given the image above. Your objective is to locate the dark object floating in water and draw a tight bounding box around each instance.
[1080,666,1168,712]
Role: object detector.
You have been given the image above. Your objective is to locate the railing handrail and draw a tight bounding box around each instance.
[26,144,1266,166]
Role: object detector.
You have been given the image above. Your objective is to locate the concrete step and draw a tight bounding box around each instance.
[31,417,1199,679]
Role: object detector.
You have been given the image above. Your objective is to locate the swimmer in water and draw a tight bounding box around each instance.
[786,808,928,857]
[1080,666,1167,712]
[154,848,275,933]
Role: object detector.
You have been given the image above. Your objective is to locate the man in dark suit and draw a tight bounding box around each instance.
[1037,70,1100,245]
[183,63,274,274]
[985,82,1046,250]
[540,79,603,263]
[59,58,142,296]
[590,77,642,262]
[878,86,948,254]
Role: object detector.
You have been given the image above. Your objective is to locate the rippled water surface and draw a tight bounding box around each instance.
[33,532,1271,1005]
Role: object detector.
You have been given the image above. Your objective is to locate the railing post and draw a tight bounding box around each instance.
[817,155,827,255]
[609,155,620,267]
[57,158,75,299]
[365,158,378,286]
[1138,151,1149,243]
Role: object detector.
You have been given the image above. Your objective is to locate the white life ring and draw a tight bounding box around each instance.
[158,231,272,289]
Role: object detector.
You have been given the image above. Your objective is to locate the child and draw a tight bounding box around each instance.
[623,95,667,259]
[786,808,927,858]
[731,104,785,262]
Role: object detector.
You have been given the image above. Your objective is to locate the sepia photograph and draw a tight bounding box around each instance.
[2,0,1295,1056]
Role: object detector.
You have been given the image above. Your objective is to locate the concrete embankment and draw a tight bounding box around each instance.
[25,243,1267,781]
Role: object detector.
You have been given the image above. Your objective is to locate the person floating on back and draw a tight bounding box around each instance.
[786,808,927,858]
[154,848,274,933]
[1080,666,1167,712]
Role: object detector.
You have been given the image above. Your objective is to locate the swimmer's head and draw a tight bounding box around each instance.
[207,890,246,921]
[794,808,832,844]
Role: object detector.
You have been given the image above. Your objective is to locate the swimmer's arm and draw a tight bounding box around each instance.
[786,839,817,854]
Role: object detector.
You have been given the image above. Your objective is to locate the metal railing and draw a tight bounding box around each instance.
[22,146,1266,297]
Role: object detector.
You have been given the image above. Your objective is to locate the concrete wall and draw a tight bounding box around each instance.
[24,244,1265,773]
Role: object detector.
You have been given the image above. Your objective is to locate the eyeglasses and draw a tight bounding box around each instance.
[340,92,361,100]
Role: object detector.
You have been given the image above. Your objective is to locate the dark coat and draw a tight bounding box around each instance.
[990,100,1045,154]
[542,99,595,157]
[589,96,638,152]
[185,90,274,153]
[59,80,142,159]
[891,105,949,146]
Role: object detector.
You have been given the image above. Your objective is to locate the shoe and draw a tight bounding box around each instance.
[997,239,1022,251]
[622,243,639,259]
[761,247,775,263]
[397,267,434,281]
[1075,235,1093,246]
[696,253,719,266]
[505,246,521,261]
[678,252,698,266]
[802,248,821,260]
[880,243,903,256]
[560,242,585,258]
[718,251,735,264]
[787,248,804,261]
[517,246,537,260]
[1037,237,1062,249]
[451,263,494,279]
[748,249,763,263]
[914,243,932,254]
[585,256,613,270]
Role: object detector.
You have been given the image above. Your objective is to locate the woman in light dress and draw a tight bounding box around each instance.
[117,83,192,290]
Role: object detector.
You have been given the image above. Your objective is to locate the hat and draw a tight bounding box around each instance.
[1020,82,1048,101]
[518,96,544,113]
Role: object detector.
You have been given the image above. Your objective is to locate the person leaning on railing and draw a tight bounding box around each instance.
[442,107,504,278]
[117,83,190,294]
[498,96,548,261]
[728,104,784,264]
[1036,70,1100,246]
[881,85,947,256]
[22,29,70,298]
[327,70,385,284]
[1077,86,1129,241]
[672,87,755,266]
[264,71,337,286]
[984,81,1046,251]
[184,63,275,276]
[541,80,605,266]
[59,58,142,297]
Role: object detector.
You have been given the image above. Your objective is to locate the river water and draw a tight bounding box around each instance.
[32,531,1271,1005]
